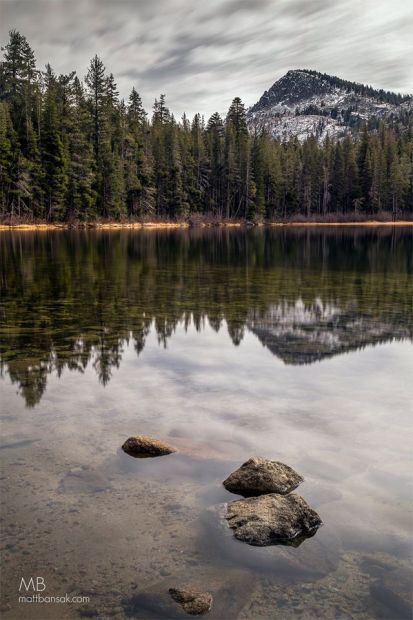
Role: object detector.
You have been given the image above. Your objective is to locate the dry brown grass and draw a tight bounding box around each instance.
[270,221,413,227]
[0,218,412,231]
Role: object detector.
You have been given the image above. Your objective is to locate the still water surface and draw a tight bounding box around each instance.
[0,227,412,619]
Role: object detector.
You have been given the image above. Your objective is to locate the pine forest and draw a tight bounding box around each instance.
[0,31,412,223]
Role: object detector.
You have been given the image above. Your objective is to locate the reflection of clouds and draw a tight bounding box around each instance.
[1,0,412,117]
[2,321,412,551]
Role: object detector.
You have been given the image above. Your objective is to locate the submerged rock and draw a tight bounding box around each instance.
[223,457,303,496]
[122,567,256,619]
[58,467,111,494]
[169,588,213,615]
[225,492,322,546]
[370,566,413,619]
[122,435,176,458]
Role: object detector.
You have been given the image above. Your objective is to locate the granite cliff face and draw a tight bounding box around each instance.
[247,69,412,142]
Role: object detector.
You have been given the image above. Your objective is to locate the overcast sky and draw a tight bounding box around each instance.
[1,0,413,118]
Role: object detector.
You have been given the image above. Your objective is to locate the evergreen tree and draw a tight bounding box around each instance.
[65,77,96,219]
[1,29,37,150]
[41,87,67,219]
[251,132,266,220]
[85,55,106,159]
[0,102,13,212]
[128,88,147,130]
[206,112,224,216]
[225,97,250,218]
[124,88,153,217]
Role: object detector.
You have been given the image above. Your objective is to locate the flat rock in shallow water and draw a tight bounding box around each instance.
[169,588,213,615]
[225,492,322,546]
[223,457,303,496]
[122,435,176,458]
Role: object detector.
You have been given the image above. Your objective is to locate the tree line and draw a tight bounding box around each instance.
[297,70,411,105]
[0,30,412,222]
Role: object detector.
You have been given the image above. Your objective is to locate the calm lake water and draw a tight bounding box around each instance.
[0,227,412,620]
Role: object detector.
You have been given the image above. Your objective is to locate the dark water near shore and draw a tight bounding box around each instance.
[0,227,412,619]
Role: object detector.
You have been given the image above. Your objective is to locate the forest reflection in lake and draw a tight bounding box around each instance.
[1,226,412,406]
[0,227,412,620]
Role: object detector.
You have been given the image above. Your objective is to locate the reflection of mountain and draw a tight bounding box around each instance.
[1,227,412,405]
[248,300,412,365]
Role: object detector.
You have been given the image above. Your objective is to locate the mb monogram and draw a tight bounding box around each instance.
[19,577,46,593]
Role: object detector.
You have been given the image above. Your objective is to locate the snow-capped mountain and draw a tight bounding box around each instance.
[247,69,412,142]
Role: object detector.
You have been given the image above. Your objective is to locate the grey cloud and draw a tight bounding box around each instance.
[214,0,274,17]
[283,0,333,19]
[1,0,412,117]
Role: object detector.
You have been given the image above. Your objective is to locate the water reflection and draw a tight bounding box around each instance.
[0,227,412,406]
[1,227,412,620]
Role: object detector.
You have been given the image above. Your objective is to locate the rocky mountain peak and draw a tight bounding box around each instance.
[247,69,412,142]
[251,69,336,113]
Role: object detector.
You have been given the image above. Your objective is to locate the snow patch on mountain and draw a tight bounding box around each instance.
[247,69,412,142]
[248,112,343,142]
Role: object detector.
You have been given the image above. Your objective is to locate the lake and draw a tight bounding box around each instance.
[0,227,412,619]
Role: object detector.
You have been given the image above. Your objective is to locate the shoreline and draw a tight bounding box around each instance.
[270,221,413,227]
[0,220,412,231]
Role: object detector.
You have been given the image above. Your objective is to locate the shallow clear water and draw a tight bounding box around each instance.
[0,227,412,619]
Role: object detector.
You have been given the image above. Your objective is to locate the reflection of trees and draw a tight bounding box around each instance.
[0,227,412,406]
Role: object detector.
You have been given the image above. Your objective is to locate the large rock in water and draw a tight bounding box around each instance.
[200,505,338,580]
[223,457,303,496]
[169,588,213,615]
[225,492,322,546]
[122,435,176,458]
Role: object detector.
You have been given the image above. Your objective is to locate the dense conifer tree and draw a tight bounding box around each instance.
[41,86,67,218]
